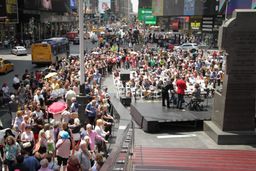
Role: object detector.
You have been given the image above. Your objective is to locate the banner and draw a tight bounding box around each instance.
[98,0,111,14]
[152,0,164,16]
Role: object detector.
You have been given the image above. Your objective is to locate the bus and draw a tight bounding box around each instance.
[31,37,69,65]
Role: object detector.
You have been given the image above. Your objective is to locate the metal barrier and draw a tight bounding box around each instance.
[101,95,134,171]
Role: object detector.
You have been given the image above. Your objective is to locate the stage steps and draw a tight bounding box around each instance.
[132,147,256,171]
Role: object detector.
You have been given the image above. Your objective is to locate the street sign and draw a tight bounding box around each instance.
[138,8,156,25]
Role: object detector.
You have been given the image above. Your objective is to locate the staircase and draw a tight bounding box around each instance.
[132,147,256,171]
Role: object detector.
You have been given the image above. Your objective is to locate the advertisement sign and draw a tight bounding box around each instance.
[70,0,76,10]
[252,0,256,9]
[152,0,164,16]
[40,0,70,12]
[184,0,195,16]
[138,8,156,25]
[170,20,179,31]
[98,0,111,14]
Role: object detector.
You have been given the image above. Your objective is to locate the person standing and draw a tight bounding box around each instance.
[176,76,187,110]
[8,95,18,126]
[161,80,173,108]
[56,131,71,171]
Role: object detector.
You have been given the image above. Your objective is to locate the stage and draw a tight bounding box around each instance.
[130,101,212,133]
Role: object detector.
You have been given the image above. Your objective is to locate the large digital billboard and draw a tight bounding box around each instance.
[184,0,195,16]
[70,0,76,10]
[98,0,111,14]
[253,0,256,9]
[40,0,70,12]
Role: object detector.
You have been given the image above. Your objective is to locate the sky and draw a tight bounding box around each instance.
[131,0,139,13]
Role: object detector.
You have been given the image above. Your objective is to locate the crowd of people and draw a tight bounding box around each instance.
[0,52,114,171]
[112,43,224,110]
[0,25,225,170]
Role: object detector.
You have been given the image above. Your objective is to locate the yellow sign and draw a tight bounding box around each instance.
[191,22,201,30]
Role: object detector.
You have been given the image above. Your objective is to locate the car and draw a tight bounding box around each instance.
[0,58,14,74]
[73,37,79,45]
[11,46,27,55]
[175,43,198,52]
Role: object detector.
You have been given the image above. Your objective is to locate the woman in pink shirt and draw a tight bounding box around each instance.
[56,131,71,171]
[81,124,107,152]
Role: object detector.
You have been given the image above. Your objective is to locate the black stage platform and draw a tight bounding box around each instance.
[130,101,212,133]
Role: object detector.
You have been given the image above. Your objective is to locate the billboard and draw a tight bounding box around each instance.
[184,0,195,16]
[98,0,111,14]
[70,0,76,10]
[152,0,164,16]
[40,0,70,12]
[253,0,256,9]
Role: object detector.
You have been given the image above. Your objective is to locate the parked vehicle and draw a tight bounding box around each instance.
[175,43,198,51]
[11,46,27,56]
[73,37,79,45]
[0,58,14,74]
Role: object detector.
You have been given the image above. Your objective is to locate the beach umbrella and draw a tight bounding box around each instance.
[48,101,67,115]
[44,72,57,79]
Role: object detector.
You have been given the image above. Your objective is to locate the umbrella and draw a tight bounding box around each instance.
[48,101,67,115]
[44,72,57,79]
[92,51,100,55]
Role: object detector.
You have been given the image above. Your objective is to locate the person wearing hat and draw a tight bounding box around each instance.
[56,131,71,171]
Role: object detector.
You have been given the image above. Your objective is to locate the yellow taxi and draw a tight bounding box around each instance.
[0,58,14,74]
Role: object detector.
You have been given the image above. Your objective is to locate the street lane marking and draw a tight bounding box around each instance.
[157,134,197,139]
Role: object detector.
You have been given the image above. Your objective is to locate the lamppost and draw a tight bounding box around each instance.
[77,0,87,124]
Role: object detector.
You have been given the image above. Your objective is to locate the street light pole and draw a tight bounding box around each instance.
[77,0,87,124]
[79,0,85,94]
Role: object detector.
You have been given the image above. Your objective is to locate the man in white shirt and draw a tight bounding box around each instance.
[32,105,44,120]
[65,87,76,107]
[13,74,20,91]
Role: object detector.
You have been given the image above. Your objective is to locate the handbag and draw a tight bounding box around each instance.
[22,142,31,148]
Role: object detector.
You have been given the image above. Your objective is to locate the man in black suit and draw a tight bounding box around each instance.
[162,80,174,108]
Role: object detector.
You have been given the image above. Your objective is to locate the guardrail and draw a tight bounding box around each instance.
[101,94,134,171]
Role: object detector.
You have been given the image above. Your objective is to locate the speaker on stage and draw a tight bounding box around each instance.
[120,72,130,81]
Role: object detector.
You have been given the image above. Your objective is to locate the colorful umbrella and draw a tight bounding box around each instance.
[44,72,57,79]
[48,101,67,115]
